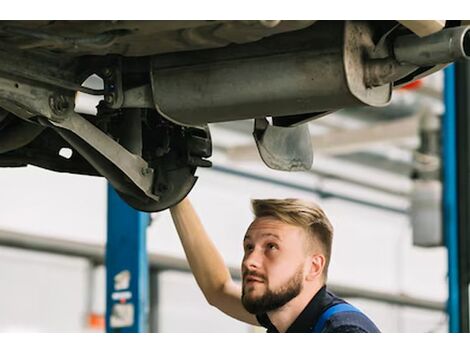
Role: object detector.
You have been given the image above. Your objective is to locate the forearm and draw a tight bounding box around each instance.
[170,197,232,303]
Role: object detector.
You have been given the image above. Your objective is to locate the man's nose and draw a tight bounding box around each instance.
[242,248,262,271]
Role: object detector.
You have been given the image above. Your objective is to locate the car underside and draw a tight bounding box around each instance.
[0,20,468,211]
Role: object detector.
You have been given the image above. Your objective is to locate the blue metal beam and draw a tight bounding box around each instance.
[443,64,461,332]
[106,184,150,332]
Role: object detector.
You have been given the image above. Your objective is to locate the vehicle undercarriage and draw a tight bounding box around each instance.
[0,20,468,211]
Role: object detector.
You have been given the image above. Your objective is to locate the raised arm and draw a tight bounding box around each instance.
[170,197,259,326]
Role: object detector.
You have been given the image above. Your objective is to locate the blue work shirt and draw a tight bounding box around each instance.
[256,285,380,333]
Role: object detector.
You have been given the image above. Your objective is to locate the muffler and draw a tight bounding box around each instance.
[150,21,392,126]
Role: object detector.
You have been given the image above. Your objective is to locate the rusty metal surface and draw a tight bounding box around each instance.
[0,20,466,213]
[253,117,313,171]
[0,20,316,57]
[149,21,393,126]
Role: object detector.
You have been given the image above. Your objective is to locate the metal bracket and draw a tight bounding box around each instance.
[0,72,157,200]
[48,106,158,201]
[253,117,313,171]
[102,60,124,109]
[122,85,154,109]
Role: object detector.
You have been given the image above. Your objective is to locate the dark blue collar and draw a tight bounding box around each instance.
[256,285,344,333]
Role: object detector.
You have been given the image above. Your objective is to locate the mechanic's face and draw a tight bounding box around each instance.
[241,217,310,314]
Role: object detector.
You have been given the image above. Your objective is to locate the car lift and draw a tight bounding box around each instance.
[105,184,150,332]
[455,60,470,332]
[454,58,470,333]
[444,58,470,333]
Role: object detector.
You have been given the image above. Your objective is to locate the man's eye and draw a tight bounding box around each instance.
[244,244,254,251]
[267,243,278,250]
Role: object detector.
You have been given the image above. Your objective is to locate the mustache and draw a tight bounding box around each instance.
[243,270,267,281]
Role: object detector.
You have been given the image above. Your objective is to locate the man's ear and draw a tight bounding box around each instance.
[305,254,325,281]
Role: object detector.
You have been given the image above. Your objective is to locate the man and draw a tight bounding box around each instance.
[170,197,380,333]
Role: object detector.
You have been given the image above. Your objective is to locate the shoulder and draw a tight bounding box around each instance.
[322,310,380,333]
[326,325,369,333]
[317,291,380,333]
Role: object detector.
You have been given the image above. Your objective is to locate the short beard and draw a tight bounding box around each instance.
[241,265,304,315]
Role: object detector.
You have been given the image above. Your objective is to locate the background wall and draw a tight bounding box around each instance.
[0,149,448,332]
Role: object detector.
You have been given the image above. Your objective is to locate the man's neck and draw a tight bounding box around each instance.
[266,282,323,333]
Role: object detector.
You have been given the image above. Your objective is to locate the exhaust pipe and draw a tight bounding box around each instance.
[365,25,470,88]
[393,25,470,66]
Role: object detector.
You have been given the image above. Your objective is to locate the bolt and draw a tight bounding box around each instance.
[103,68,113,78]
[105,95,114,104]
[141,167,152,176]
[49,94,70,116]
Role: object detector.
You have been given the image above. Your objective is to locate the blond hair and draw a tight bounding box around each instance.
[251,198,334,278]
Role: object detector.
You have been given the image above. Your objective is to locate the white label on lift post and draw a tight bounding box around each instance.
[114,270,131,290]
[110,303,135,328]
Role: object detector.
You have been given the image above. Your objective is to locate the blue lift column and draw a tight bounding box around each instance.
[443,64,460,332]
[454,58,470,332]
[443,58,470,333]
[105,184,150,332]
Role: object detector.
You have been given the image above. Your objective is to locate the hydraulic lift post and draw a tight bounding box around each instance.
[443,60,470,333]
[443,64,461,332]
[105,184,150,332]
[455,58,470,332]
